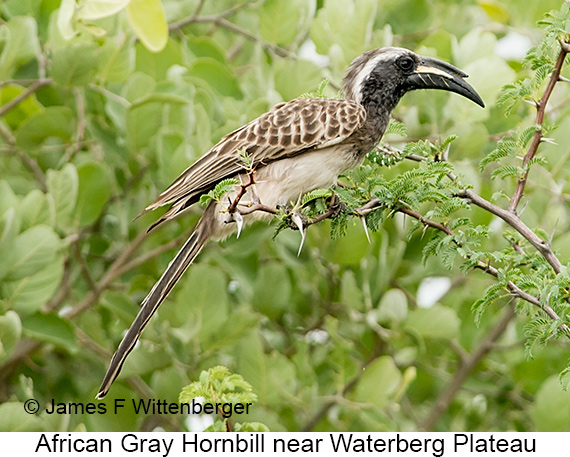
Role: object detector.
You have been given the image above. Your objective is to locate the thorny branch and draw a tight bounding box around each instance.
[509,40,569,213]
[380,143,565,274]
[352,193,569,335]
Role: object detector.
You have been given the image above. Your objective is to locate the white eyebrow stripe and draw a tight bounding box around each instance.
[350,49,403,103]
[351,54,385,104]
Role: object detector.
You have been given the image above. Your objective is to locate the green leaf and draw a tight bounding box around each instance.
[0,311,22,362]
[404,305,460,340]
[51,43,100,86]
[15,106,75,151]
[75,161,112,226]
[252,262,292,318]
[310,0,377,63]
[275,59,323,101]
[205,311,261,353]
[126,0,168,53]
[213,178,239,200]
[0,16,40,79]
[3,258,64,314]
[175,264,229,344]
[47,163,79,230]
[478,0,510,23]
[0,208,19,280]
[188,58,243,98]
[234,422,271,432]
[0,84,43,130]
[120,344,171,378]
[20,190,55,231]
[1,225,60,281]
[77,0,131,20]
[376,288,408,324]
[259,0,315,47]
[22,311,77,352]
[187,36,226,62]
[0,402,45,432]
[352,355,402,408]
[135,39,183,81]
[532,375,570,431]
[340,270,365,311]
[56,0,77,40]
[126,101,162,152]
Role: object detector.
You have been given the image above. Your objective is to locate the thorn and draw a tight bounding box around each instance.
[519,200,529,217]
[235,211,244,238]
[442,142,451,162]
[549,219,558,246]
[559,75,570,83]
[294,192,303,209]
[291,212,306,256]
[522,99,539,109]
[360,215,371,243]
[540,137,558,145]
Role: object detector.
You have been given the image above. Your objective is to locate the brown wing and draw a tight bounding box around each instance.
[142,97,366,229]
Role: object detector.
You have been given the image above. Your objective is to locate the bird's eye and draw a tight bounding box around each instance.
[397,56,415,72]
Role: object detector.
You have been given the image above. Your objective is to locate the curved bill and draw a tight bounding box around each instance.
[406,56,485,107]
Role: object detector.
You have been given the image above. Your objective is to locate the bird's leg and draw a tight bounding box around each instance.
[326,193,347,218]
[227,169,256,214]
[224,170,258,235]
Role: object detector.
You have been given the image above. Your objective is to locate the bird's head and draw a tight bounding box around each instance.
[343,47,484,109]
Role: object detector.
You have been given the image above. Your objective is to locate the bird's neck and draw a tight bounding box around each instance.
[354,100,395,150]
[355,79,403,149]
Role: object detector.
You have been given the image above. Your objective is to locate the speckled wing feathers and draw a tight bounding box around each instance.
[142,97,366,229]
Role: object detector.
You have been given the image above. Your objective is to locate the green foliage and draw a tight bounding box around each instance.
[179,366,267,432]
[199,178,239,205]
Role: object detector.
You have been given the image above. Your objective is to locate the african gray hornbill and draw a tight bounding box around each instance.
[97,46,484,398]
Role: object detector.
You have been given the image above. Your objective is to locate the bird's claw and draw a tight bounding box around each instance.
[329,199,347,218]
[225,211,244,238]
[285,211,308,256]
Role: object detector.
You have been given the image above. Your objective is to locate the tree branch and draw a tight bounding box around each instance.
[509,42,569,213]
[382,143,565,275]
[458,188,563,274]
[420,303,516,431]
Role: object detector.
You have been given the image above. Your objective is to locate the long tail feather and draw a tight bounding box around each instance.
[96,216,212,399]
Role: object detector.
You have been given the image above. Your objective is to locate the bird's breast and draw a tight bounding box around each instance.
[252,144,362,207]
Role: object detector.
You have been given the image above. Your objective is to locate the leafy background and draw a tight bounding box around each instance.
[1,0,570,432]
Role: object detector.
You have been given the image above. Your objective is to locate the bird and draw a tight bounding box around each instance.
[96,46,484,399]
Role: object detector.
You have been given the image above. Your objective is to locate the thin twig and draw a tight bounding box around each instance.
[420,303,516,431]
[0,80,52,118]
[67,230,149,319]
[169,0,259,32]
[17,150,48,192]
[301,343,386,431]
[72,239,98,292]
[169,15,293,58]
